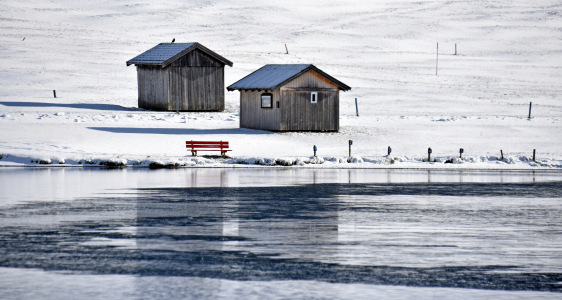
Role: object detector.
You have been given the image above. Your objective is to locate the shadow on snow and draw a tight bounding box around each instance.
[0,101,132,111]
[87,127,272,135]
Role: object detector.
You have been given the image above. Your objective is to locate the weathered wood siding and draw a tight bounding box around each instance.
[169,66,224,111]
[137,66,169,111]
[239,90,281,131]
[283,70,339,90]
[279,91,339,131]
[137,49,225,111]
[280,70,339,132]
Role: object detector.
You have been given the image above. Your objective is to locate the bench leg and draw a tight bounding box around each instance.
[191,150,197,156]
[221,151,226,158]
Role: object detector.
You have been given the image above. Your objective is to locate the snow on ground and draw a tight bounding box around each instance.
[0,0,561,169]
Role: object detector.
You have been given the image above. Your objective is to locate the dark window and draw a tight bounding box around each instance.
[261,93,273,108]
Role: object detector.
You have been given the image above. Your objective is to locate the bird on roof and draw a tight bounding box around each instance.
[172,38,175,43]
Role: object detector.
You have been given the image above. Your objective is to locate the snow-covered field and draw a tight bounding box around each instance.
[1,0,561,169]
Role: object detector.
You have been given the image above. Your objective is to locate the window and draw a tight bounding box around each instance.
[261,93,273,108]
[311,92,318,104]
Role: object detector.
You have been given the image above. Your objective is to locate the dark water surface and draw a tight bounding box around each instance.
[0,168,561,299]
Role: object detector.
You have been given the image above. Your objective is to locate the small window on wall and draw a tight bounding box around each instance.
[261,93,273,108]
[311,92,318,104]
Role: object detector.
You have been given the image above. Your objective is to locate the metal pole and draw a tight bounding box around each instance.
[528,102,532,119]
[176,96,179,114]
[355,98,359,117]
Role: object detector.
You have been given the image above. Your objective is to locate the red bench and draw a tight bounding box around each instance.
[186,140,231,158]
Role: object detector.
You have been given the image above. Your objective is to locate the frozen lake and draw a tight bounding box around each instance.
[0,168,561,299]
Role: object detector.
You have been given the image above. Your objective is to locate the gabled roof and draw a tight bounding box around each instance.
[227,64,351,91]
[126,42,233,67]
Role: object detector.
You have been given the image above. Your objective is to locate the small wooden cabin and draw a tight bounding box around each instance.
[227,64,351,132]
[126,42,233,111]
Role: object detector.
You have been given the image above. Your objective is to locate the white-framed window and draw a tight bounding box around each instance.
[311,92,318,104]
[261,93,273,108]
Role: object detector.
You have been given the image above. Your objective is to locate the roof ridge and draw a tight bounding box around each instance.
[227,64,350,91]
[126,42,232,67]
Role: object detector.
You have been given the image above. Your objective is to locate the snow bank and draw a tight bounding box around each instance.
[1,153,559,169]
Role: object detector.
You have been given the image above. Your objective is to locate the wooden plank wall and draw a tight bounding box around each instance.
[280,91,339,132]
[171,49,224,111]
[240,90,281,130]
[136,49,225,111]
[283,70,337,89]
[137,66,169,111]
[280,70,339,132]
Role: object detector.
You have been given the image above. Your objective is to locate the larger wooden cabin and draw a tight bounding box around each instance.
[227,64,351,132]
[127,42,233,111]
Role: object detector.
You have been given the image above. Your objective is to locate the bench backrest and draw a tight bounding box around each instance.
[186,141,229,149]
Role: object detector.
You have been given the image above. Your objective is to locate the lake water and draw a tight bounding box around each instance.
[0,168,561,299]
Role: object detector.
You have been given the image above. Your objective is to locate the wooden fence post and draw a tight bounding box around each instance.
[436,42,439,75]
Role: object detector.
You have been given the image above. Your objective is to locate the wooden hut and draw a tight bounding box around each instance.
[227,64,351,132]
[126,42,233,111]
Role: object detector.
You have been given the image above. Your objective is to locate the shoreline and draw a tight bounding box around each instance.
[1,162,561,172]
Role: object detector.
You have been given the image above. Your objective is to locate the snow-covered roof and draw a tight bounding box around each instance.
[227,64,351,91]
[126,42,233,67]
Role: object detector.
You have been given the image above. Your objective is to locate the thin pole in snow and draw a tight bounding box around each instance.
[528,102,532,119]
[285,43,289,54]
[436,42,439,75]
[355,98,359,117]
[455,43,457,55]
[176,96,179,114]
[53,90,57,98]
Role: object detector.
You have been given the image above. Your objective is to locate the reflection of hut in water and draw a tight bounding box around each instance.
[134,179,340,280]
[185,169,237,187]
[236,185,339,259]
